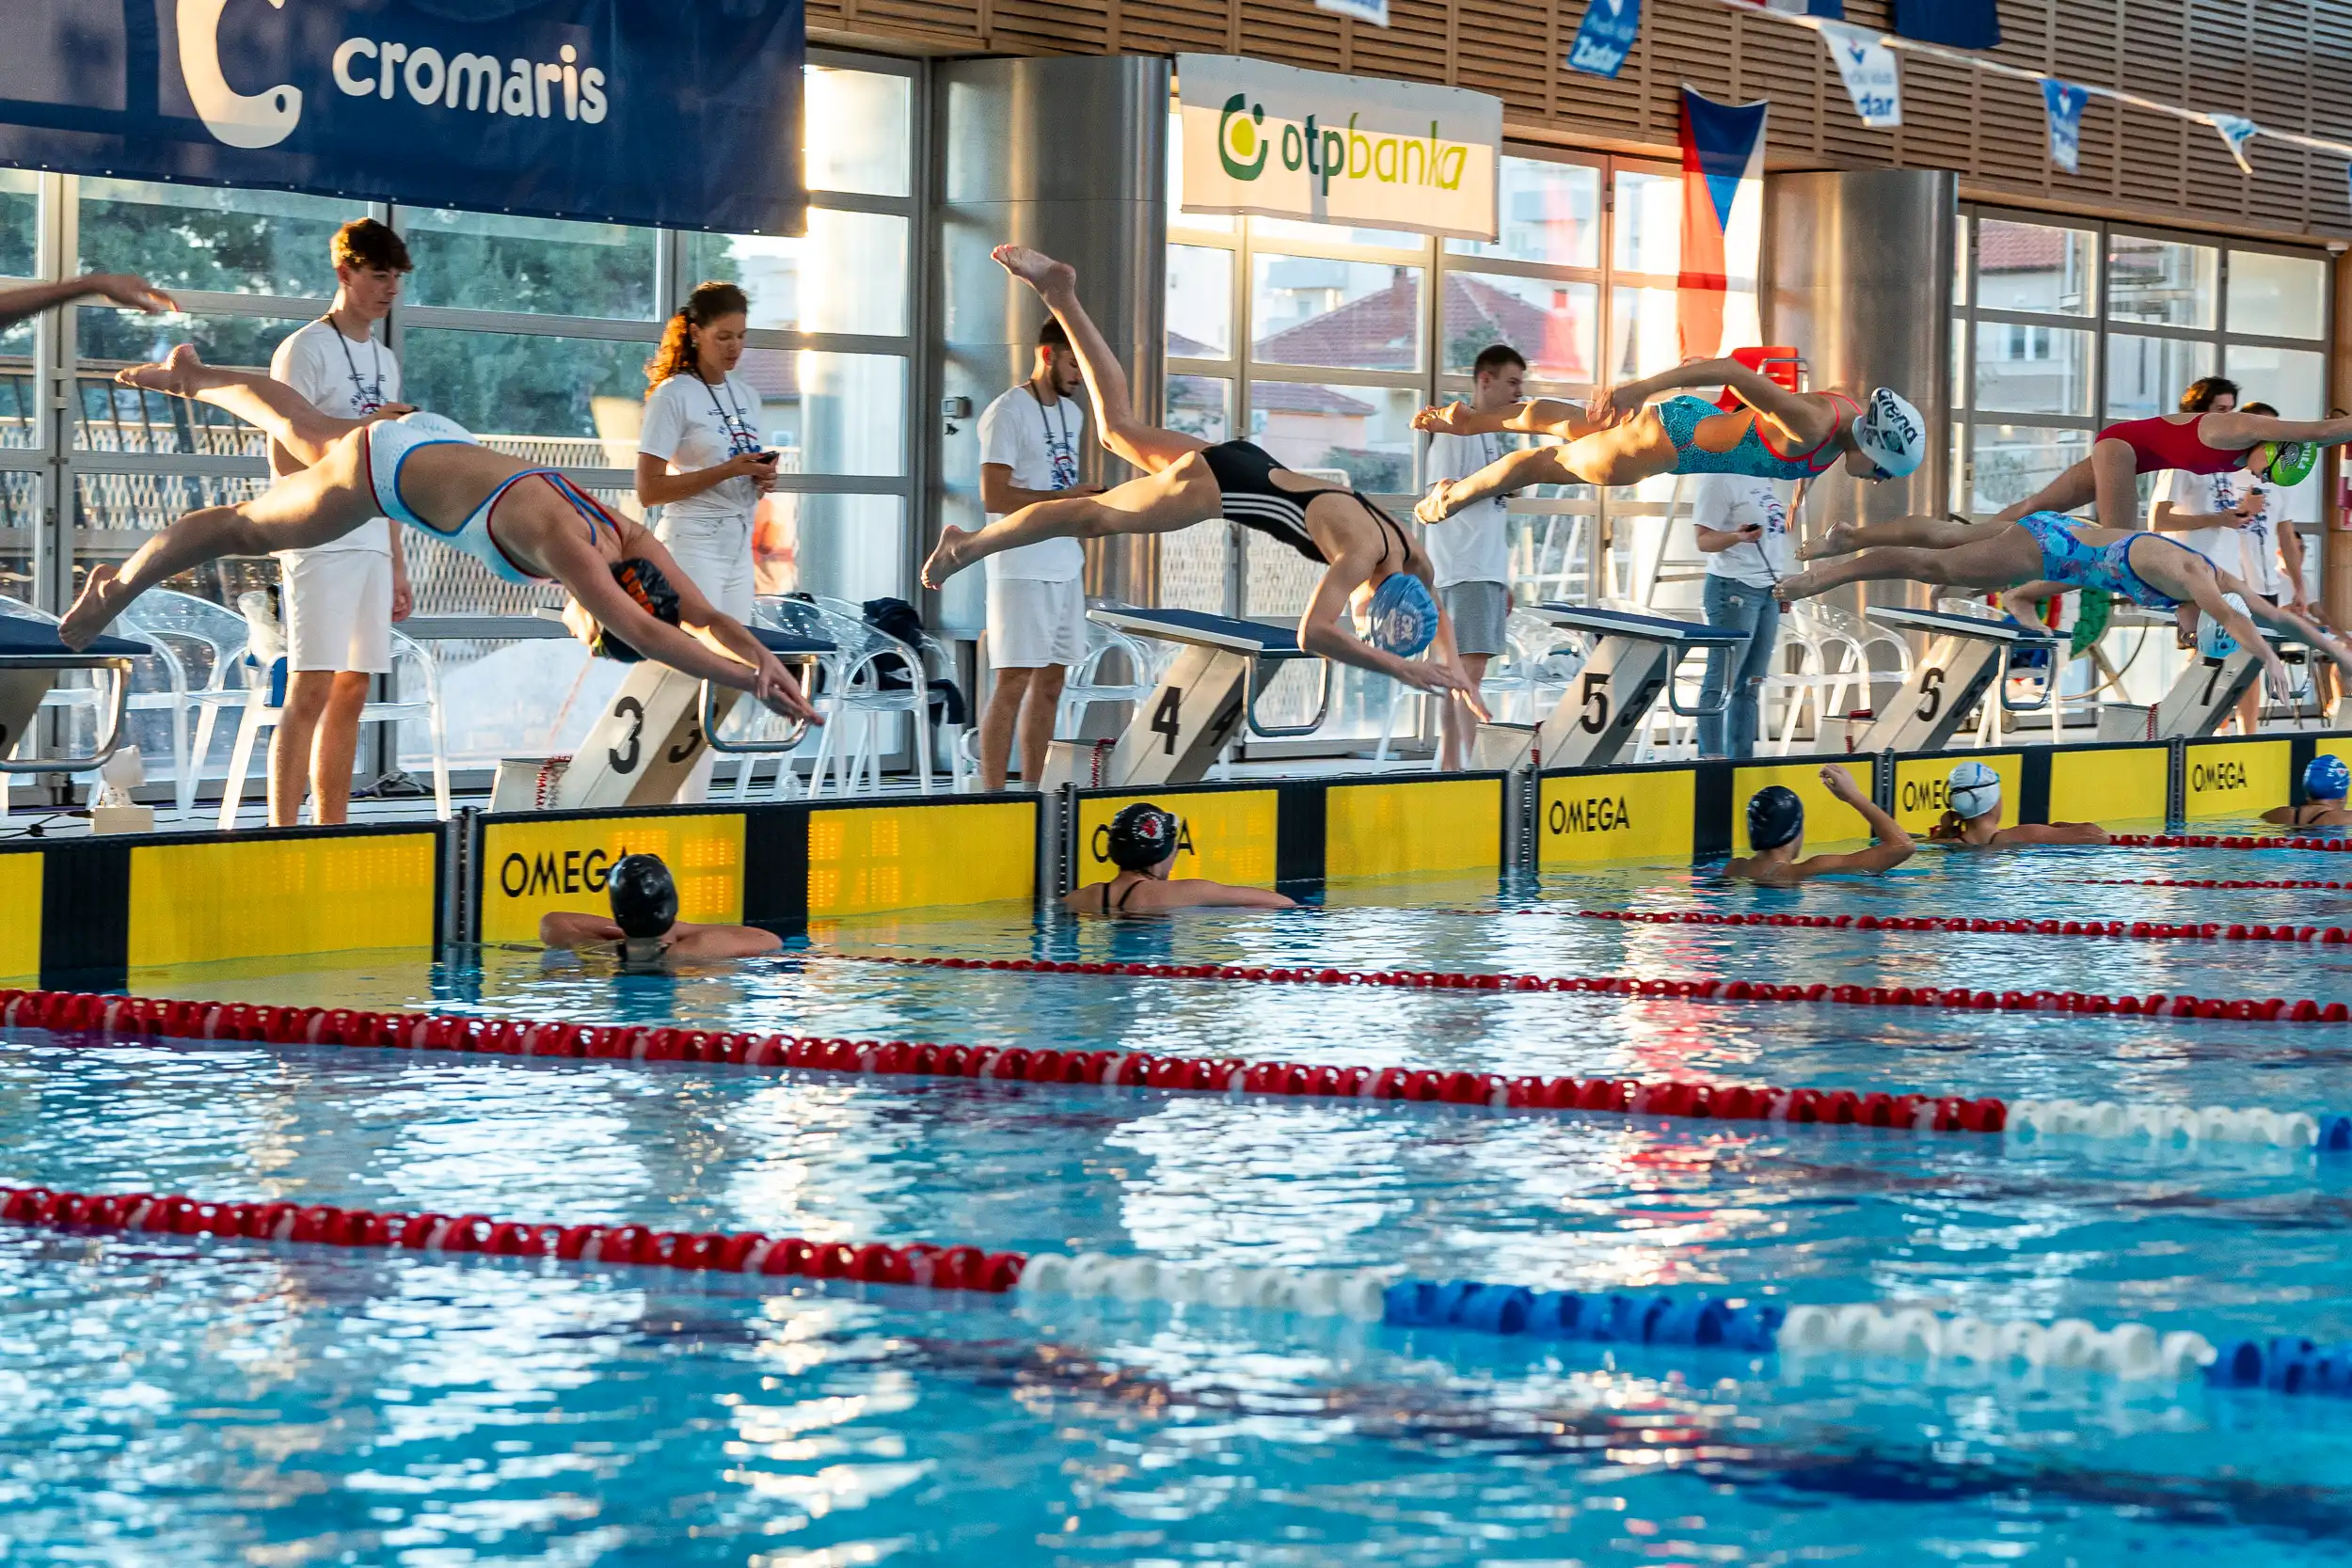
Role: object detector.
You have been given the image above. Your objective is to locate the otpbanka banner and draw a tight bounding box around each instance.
[1176,55,1500,242]
[0,0,806,235]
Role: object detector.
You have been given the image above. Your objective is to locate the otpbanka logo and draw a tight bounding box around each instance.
[1213,89,1468,194]
[1217,94,1268,180]
[181,0,302,149]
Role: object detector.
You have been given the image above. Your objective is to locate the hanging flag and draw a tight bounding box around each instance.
[2211,114,2259,173]
[1314,0,1391,24]
[1567,0,1645,79]
[1820,23,1901,128]
[2042,79,2088,175]
[1891,0,1999,49]
[1677,87,1769,363]
[1730,0,1845,14]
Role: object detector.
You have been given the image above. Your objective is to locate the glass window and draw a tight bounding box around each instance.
[1167,375,1232,442]
[1165,111,1234,234]
[1971,321,2093,416]
[786,492,906,601]
[1250,257,1422,372]
[1448,158,1600,268]
[1607,285,1680,382]
[806,68,912,198]
[2106,234,2217,327]
[1975,218,2095,316]
[1442,273,1596,382]
[1166,245,1233,357]
[2105,333,2215,421]
[401,210,658,320]
[2224,342,2327,418]
[2227,250,2328,341]
[1247,381,1419,492]
[774,350,907,477]
[683,212,911,337]
[1612,171,1680,276]
[74,308,305,395]
[1251,216,1425,251]
[0,471,38,607]
[1952,212,1969,310]
[1969,424,2090,514]
[0,169,37,279]
[400,327,650,444]
[77,179,360,299]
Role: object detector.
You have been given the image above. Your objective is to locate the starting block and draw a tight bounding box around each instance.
[0,620,146,776]
[1045,606,1329,788]
[1474,605,1744,770]
[496,625,831,811]
[2151,628,2292,738]
[1851,605,2058,753]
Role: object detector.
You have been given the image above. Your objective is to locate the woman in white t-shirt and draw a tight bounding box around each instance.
[1692,471,1795,759]
[636,280,779,799]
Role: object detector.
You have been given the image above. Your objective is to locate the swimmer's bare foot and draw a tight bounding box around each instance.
[113,343,207,399]
[992,244,1077,304]
[1800,521,1857,561]
[1773,566,1826,609]
[920,525,975,590]
[58,564,127,650]
[1413,483,1458,526]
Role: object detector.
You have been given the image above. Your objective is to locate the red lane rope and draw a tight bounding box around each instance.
[0,987,2009,1135]
[0,1183,1027,1290]
[1553,908,2352,946]
[2085,877,2350,891]
[2111,832,2351,852]
[847,954,2352,1027]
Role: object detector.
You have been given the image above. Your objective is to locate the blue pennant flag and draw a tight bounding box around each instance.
[1735,0,1847,15]
[1567,0,1644,79]
[2042,79,2088,175]
[2211,115,2259,173]
[1892,0,2000,49]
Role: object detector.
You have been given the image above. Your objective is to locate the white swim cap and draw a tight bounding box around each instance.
[2197,593,2249,660]
[1853,388,1926,480]
[398,410,478,444]
[1947,759,2001,822]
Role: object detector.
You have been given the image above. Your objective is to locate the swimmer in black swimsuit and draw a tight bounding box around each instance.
[538,853,782,964]
[2264,755,2352,828]
[922,247,1484,712]
[1059,804,1295,917]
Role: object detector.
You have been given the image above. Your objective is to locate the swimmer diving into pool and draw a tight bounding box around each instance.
[2264,754,2352,829]
[1929,760,2109,847]
[56,348,820,729]
[1775,511,2352,702]
[1409,356,1925,523]
[921,246,1485,714]
[1061,803,1295,916]
[1726,766,1915,886]
[1980,406,2352,534]
[539,853,783,965]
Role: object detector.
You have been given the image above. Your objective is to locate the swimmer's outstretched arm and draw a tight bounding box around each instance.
[1413,398,1599,439]
[2202,410,2352,450]
[1298,551,1481,705]
[0,273,174,332]
[1788,765,1915,879]
[540,911,625,948]
[1589,357,1836,445]
[1158,880,1295,911]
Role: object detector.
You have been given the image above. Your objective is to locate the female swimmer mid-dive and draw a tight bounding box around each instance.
[1777,510,2352,701]
[1410,356,1925,523]
[57,347,819,727]
[1981,406,2352,534]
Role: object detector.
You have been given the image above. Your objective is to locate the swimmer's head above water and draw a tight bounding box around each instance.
[608,852,679,967]
[1947,760,2002,824]
[2308,754,2350,807]
[1746,785,1804,855]
[1104,803,1183,876]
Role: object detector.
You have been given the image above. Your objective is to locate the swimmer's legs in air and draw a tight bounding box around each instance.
[1801,513,1984,561]
[116,344,382,467]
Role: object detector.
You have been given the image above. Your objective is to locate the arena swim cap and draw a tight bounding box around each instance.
[1746,785,1804,852]
[397,410,478,444]
[1104,802,1182,872]
[2197,592,2249,660]
[606,853,678,939]
[589,558,684,662]
[2306,753,2351,804]
[2251,439,2318,487]
[1947,759,2002,822]
[1852,388,1926,481]
[1358,572,1439,658]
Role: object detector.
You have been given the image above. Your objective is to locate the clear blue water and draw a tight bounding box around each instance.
[8,829,2352,1562]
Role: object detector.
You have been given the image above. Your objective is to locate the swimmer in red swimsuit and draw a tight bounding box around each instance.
[1986,405,2352,533]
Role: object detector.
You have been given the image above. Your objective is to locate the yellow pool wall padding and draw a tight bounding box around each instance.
[808,801,1035,916]
[0,853,39,979]
[1325,778,1501,879]
[1539,768,1696,865]
[1073,790,1277,890]
[1890,752,2022,834]
[128,833,437,967]
[2182,738,2290,821]
[1732,759,1877,848]
[479,814,741,945]
[2049,746,2170,825]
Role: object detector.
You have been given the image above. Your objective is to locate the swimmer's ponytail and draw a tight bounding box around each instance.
[645,280,751,392]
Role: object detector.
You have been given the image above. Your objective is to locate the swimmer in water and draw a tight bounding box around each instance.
[1062,802,1296,916]
[1929,760,2108,847]
[1726,765,1915,885]
[538,852,782,964]
[2264,754,2352,829]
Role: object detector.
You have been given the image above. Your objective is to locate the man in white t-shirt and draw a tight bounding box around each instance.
[1421,344,1523,770]
[1692,470,1795,759]
[263,217,412,826]
[975,318,1101,791]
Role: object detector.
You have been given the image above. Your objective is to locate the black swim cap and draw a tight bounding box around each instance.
[1746,785,1804,852]
[591,558,683,662]
[607,853,678,938]
[1105,802,1182,871]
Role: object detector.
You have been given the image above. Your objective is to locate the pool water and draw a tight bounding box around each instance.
[8,830,2352,1563]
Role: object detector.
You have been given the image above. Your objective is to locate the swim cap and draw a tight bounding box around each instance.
[1852,387,1926,480]
[589,558,683,662]
[1359,572,1439,658]
[1746,785,1804,851]
[2197,592,2249,660]
[606,853,678,939]
[1104,802,1182,871]
[2252,439,2318,487]
[2306,753,2351,803]
[1947,759,2001,822]
[396,410,478,444]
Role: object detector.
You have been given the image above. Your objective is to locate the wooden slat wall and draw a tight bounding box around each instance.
[814,0,2352,241]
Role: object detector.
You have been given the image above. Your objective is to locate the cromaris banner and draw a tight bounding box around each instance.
[1176,55,1500,242]
[0,0,804,234]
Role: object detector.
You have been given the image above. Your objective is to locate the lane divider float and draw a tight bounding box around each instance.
[2086,877,2349,891]
[1553,907,2352,946]
[2110,833,2349,852]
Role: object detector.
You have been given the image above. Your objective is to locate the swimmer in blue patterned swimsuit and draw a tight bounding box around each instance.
[1413,356,1926,522]
[1776,509,2352,702]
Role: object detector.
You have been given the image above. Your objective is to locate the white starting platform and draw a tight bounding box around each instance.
[492,625,833,811]
[1044,606,1328,788]
[0,620,145,778]
[2152,628,2300,738]
[1473,605,1745,770]
[1852,605,2058,753]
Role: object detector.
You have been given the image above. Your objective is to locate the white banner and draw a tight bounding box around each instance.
[1313,0,1391,24]
[1820,23,1901,129]
[1175,55,1501,240]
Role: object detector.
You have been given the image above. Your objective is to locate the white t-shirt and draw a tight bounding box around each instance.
[639,371,768,525]
[1422,428,1512,588]
[270,319,399,558]
[2153,467,2282,596]
[977,384,1087,582]
[1692,472,1794,586]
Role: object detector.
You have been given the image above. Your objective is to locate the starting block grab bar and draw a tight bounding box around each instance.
[697,629,834,756]
[0,627,151,774]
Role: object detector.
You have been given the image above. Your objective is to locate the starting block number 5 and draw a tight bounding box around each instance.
[1915,667,1946,721]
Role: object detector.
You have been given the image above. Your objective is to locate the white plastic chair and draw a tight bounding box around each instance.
[0,596,183,799]
[209,627,452,829]
[117,591,255,819]
[813,594,940,798]
[1055,609,1160,739]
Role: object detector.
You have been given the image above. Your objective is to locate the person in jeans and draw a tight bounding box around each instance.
[1692,470,1793,758]
[1422,343,1523,770]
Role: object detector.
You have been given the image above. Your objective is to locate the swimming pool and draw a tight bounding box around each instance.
[7,829,2352,1563]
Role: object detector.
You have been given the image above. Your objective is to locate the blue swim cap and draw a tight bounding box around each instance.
[1746,785,1804,851]
[1362,572,1438,658]
[2307,753,2351,803]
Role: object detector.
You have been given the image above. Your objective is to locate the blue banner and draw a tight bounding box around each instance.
[1892,0,2000,49]
[0,0,805,235]
[2042,79,2086,175]
[1567,0,1643,79]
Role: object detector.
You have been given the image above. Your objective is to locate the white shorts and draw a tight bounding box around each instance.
[281,549,391,673]
[986,575,1088,669]
[653,511,755,623]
